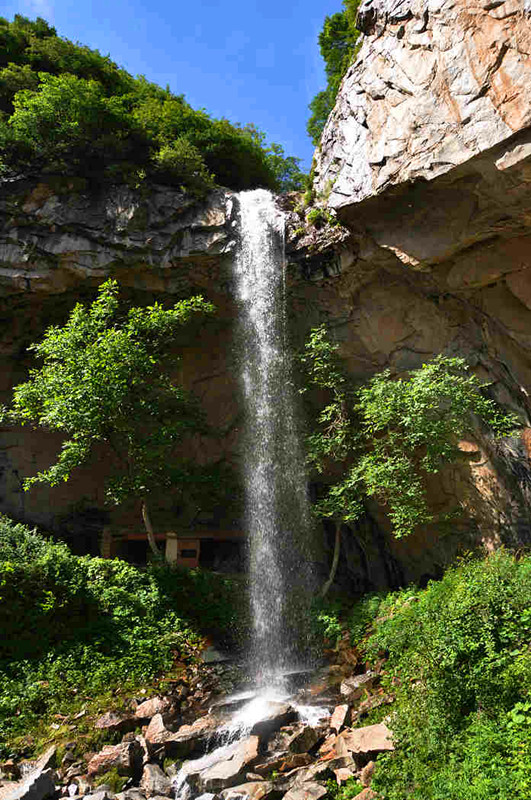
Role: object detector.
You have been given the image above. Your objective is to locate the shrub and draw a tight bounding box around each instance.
[357,551,531,799]
[152,138,214,195]
[0,15,304,192]
[0,516,248,755]
[8,72,149,179]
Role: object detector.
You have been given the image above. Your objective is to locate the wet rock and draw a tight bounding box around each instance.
[282,783,327,800]
[87,742,142,779]
[220,783,274,800]
[0,769,56,800]
[288,727,319,755]
[95,712,137,734]
[166,715,221,758]
[339,724,394,756]
[249,704,297,738]
[330,706,350,734]
[200,737,260,792]
[134,698,173,721]
[139,765,171,798]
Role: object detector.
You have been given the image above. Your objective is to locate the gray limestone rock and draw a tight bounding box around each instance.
[0,769,55,800]
[314,0,531,210]
[199,737,260,792]
[139,765,172,798]
[282,783,327,800]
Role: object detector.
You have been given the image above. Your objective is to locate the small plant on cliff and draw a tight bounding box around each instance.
[301,326,518,590]
[1,279,214,556]
[307,0,362,145]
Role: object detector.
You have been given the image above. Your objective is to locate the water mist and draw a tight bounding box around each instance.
[233,189,315,687]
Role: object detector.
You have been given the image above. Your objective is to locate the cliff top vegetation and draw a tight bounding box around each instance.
[0,15,305,194]
[307,0,362,146]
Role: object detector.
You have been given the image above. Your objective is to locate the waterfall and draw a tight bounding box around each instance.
[233,189,314,687]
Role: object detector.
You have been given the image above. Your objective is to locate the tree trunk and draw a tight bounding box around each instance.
[320,521,342,598]
[141,498,161,558]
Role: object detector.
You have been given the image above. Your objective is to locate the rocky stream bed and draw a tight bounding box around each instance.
[0,638,394,800]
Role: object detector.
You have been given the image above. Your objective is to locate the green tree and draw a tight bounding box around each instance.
[7,72,150,178]
[0,15,304,192]
[307,0,362,146]
[301,326,518,590]
[2,280,215,556]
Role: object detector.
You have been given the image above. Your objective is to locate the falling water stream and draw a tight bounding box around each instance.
[172,190,319,799]
[233,188,315,686]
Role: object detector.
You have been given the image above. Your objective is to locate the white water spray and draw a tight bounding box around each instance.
[233,189,315,686]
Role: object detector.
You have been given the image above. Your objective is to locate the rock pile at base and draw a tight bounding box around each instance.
[0,638,394,800]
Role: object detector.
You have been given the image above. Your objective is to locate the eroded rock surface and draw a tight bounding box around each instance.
[0,181,235,297]
[315,0,531,207]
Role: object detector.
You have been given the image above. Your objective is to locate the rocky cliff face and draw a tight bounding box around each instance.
[0,179,242,551]
[298,0,531,584]
[4,1,531,588]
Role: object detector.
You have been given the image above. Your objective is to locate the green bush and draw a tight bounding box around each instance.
[0,516,247,755]
[307,1,362,145]
[7,72,149,179]
[0,15,304,191]
[152,138,214,195]
[356,551,531,799]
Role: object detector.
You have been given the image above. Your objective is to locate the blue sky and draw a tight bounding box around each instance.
[4,0,344,169]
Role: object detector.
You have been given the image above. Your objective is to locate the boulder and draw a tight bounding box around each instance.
[360,761,375,787]
[249,703,297,738]
[333,768,355,785]
[144,713,218,757]
[143,715,171,751]
[288,727,319,754]
[220,783,274,800]
[282,783,327,800]
[115,790,146,800]
[293,757,352,787]
[84,791,116,800]
[339,674,376,704]
[166,714,221,758]
[87,742,142,779]
[139,765,172,798]
[329,706,350,735]
[254,754,312,777]
[0,769,55,800]
[95,712,136,733]
[353,790,379,800]
[134,698,173,721]
[339,724,394,756]
[199,737,260,792]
